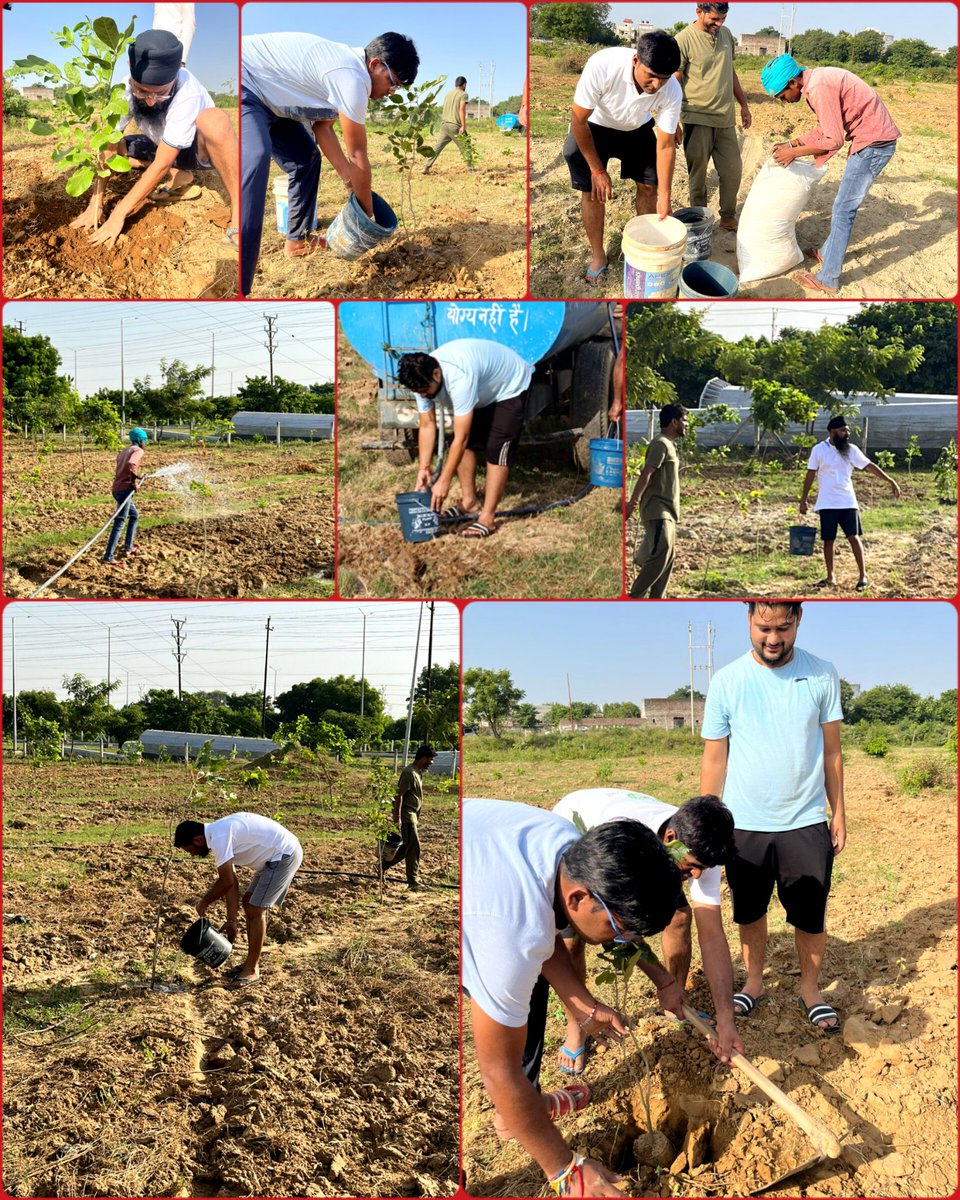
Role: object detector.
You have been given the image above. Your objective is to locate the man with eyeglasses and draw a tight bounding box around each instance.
[551,789,743,1076]
[760,53,900,295]
[72,29,240,251]
[463,797,682,1196]
[240,31,420,296]
[562,30,683,286]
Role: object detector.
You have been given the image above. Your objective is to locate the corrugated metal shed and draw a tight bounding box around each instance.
[139,730,278,759]
[230,411,335,439]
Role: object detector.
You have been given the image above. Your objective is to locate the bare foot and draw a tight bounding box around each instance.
[284,233,327,259]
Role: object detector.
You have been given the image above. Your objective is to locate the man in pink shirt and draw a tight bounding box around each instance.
[761,54,900,294]
[103,427,148,565]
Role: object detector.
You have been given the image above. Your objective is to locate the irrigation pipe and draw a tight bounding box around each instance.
[28,483,149,598]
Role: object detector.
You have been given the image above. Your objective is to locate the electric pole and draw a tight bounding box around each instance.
[261,616,273,734]
[171,617,187,700]
[14,320,25,333]
[11,616,16,755]
[566,673,575,732]
[425,601,435,705]
[264,314,278,383]
[210,332,215,400]
[106,625,112,706]
[360,611,367,717]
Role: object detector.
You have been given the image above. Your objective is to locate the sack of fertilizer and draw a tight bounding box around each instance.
[736,158,828,283]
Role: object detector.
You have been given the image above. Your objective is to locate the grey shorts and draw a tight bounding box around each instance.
[245,847,303,909]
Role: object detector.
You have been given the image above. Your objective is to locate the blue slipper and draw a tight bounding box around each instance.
[557,1045,586,1076]
[585,263,608,287]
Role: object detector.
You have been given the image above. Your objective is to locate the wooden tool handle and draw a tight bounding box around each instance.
[681,1005,842,1158]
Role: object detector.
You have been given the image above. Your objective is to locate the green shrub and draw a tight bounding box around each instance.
[863,731,889,757]
[898,756,950,796]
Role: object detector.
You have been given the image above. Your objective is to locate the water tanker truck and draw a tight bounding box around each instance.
[340,301,619,469]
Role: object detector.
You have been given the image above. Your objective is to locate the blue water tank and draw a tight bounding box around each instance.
[340,302,608,380]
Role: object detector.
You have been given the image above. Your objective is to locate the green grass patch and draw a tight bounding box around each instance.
[4,982,96,1038]
[914,125,949,138]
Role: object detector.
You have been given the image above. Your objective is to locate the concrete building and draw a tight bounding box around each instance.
[857,28,895,50]
[22,85,55,101]
[615,18,655,44]
[736,33,786,56]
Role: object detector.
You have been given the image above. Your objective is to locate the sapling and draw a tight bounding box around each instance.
[903,434,921,476]
[379,76,446,233]
[366,761,400,903]
[6,16,137,216]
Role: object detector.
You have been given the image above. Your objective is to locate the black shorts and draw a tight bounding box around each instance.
[123,132,211,172]
[726,824,834,934]
[468,393,525,467]
[818,508,862,541]
[563,120,658,192]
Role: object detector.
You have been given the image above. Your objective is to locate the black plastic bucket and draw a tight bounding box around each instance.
[673,206,715,262]
[788,525,817,556]
[180,918,233,968]
[378,831,405,869]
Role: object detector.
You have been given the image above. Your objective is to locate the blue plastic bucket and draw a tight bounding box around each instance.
[788,525,816,556]
[497,113,519,130]
[326,192,398,260]
[673,206,715,262]
[589,437,624,488]
[396,492,440,542]
[679,260,739,299]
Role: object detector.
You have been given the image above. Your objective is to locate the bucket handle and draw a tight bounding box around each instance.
[606,420,621,440]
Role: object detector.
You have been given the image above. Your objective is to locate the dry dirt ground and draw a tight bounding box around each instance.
[625,462,957,599]
[2,755,459,1198]
[2,115,238,300]
[461,741,958,1198]
[530,55,957,299]
[250,123,526,300]
[2,437,335,599]
[336,331,623,599]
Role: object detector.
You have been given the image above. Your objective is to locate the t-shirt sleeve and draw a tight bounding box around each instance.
[644,439,667,472]
[209,826,235,868]
[690,866,722,906]
[322,67,369,124]
[701,675,730,740]
[463,913,545,1027]
[572,56,604,111]
[653,78,682,134]
[820,666,844,724]
[675,29,691,77]
[850,446,871,470]
[806,444,822,471]
[161,84,206,149]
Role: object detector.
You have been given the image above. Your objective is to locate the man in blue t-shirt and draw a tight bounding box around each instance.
[700,601,845,1034]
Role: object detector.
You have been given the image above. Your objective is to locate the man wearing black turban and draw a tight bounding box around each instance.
[72,29,239,253]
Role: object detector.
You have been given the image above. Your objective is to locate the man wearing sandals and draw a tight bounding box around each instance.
[463,797,683,1196]
[398,340,534,539]
[175,812,303,987]
[626,403,687,598]
[551,789,743,1073]
[72,30,240,252]
[761,54,900,295]
[800,415,901,591]
[700,601,846,1034]
[563,30,682,286]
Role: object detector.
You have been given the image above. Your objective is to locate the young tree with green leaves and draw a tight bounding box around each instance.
[2,326,80,432]
[378,76,447,233]
[531,3,618,45]
[463,668,523,739]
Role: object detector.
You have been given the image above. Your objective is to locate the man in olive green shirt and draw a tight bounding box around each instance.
[674,3,751,229]
[423,76,473,174]
[627,404,687,598]
[391,744,436,889]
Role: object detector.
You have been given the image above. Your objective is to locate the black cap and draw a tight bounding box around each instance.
[827,415,848,430]
[129,29,183,86]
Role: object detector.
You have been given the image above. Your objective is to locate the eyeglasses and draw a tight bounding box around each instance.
[383,61,402,92]
[591,892,638,945]
[130,81,175,102]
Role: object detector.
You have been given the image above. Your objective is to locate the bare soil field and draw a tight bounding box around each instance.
[625,461,957,598]
[2,436,335,599]
[336,334,623,599]
[2,755,459,1198]
[462,739,958,1198]
[2,114,239,300]
[251,123,526,300]
[530,56,957,299]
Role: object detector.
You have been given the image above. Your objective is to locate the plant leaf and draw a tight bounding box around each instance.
[92,16,121,50]
[66,165,95,196]
[26,119,55,136]
[105,154,131,172]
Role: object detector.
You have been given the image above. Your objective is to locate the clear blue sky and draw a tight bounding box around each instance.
[241,3,527,102]
[3,302,334,396]
[3,600,459,717]
[463,601,957,703]
[610,3,957,48]
[3,3,239,90]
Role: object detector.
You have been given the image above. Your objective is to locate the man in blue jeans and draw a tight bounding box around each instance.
[760,54,900,295]
[239,31,419,296]
[103,428,148,565]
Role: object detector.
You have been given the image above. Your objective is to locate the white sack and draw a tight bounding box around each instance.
[736,158,828,283]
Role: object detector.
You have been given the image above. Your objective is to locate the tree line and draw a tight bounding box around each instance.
[6,664,459,751]
[2,326,334,436]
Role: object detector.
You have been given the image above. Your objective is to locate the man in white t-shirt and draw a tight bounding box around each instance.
[800,415,901,591]
[240,31,419,296]
[463,798,683,1197]
[563,30,683,284]
[552,789,742,1072]
[397,340,534,538]
[175,812,303,986]
[73,30,240,252]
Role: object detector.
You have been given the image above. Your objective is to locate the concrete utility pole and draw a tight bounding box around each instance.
[360,610,367,717]
[171,617,187,700]
[264,314,278,383]
[106,626,112,705]
[10,616,16,755]
[210,332,215,400]
[687,622,716,733]
[261,616,273,734]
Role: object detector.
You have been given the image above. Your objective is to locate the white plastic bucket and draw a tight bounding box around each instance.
[272,176,319,236]
[622,214,687,299]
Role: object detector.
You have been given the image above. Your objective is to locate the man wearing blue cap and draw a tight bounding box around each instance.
[72,29,240,252]
[103,428,148,565]
[760,53,900,295]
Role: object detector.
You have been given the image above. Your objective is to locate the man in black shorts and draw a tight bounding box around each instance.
[563,30,683,285]
[800,415,901,591]
[700,601,847,1034]
[397,339,534,539]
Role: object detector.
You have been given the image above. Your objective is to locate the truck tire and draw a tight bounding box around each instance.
[571,339,616,470]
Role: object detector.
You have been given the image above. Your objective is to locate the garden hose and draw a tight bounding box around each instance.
[29,490,139,598]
